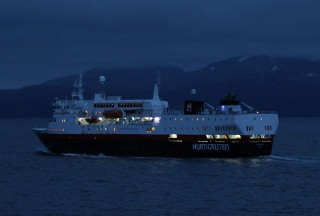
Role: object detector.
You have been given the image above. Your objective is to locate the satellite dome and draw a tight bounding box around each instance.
[99,76,106,84]
[191,89,197,95]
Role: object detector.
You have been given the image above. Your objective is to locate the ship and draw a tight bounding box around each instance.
[33,73,279,158]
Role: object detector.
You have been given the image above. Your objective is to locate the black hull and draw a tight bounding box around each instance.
[34,132,274,158]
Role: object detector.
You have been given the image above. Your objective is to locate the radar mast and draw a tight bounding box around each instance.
[71,73,84,101]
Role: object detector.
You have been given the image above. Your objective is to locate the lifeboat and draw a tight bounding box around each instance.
[85,116,100,124]
[102,109,123,118]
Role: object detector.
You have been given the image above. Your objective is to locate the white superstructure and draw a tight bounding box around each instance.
[48,74,278,140]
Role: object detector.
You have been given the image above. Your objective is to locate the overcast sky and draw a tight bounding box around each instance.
[1,0,320,89]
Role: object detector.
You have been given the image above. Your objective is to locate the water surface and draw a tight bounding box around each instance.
[0,118,319,215]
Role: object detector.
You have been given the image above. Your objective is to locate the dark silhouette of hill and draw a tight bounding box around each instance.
[1,56,320,117]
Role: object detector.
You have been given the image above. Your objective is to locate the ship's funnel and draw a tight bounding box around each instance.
[153,84,160,100]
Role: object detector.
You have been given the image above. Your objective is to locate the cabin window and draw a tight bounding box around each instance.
[228,135,241,139]
[206,135,214,139]
[169,134,177,139]
[154,117,161,124]
[265,125,272,130]
[250,135,260,139]
[246,126,254,131]
[214,135,227,139]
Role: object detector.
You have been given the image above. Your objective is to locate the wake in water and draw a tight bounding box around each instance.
[34,146,319,163]
[34,146,55,156]
[269,155,320,163]
[65,153,110,159]
[34,147,110,159]
[205,155,320,166]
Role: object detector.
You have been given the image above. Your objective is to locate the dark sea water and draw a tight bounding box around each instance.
[0,118,319,216]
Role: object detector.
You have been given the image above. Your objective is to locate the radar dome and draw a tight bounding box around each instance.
[191,89,197,95]
[99,76,106,84]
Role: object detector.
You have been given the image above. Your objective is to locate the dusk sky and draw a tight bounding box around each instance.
[1,0,320,89]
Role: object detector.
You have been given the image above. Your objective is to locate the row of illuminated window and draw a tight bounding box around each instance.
[164,126,211,131]
[252,134,271,139]
[53,105,72,109]
[146,127,156,133]
[163,125,237,131]
[48,128,65,132]
[169,134,270,140]
[163,117,233,121]
[49,118,66,123]
[169,134,240,139]
[164,127,204,131]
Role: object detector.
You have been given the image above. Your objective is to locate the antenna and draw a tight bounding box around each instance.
[156,71,161,86]
[191,89,197,98]
[153,71,161,100]
[98,75,106,99]
[99,75,106,86]
[71,73,84,101]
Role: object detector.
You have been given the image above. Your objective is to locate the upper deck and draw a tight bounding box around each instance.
[47,74,279,136]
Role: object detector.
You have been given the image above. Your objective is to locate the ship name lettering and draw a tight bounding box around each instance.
[192,144,230,151]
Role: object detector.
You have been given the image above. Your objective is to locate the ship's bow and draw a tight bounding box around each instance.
[32,128,49,148]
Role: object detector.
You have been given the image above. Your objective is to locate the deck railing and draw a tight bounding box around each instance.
[163,108,277,115]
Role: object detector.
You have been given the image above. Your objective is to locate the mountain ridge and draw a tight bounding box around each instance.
[1,55,320,117]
